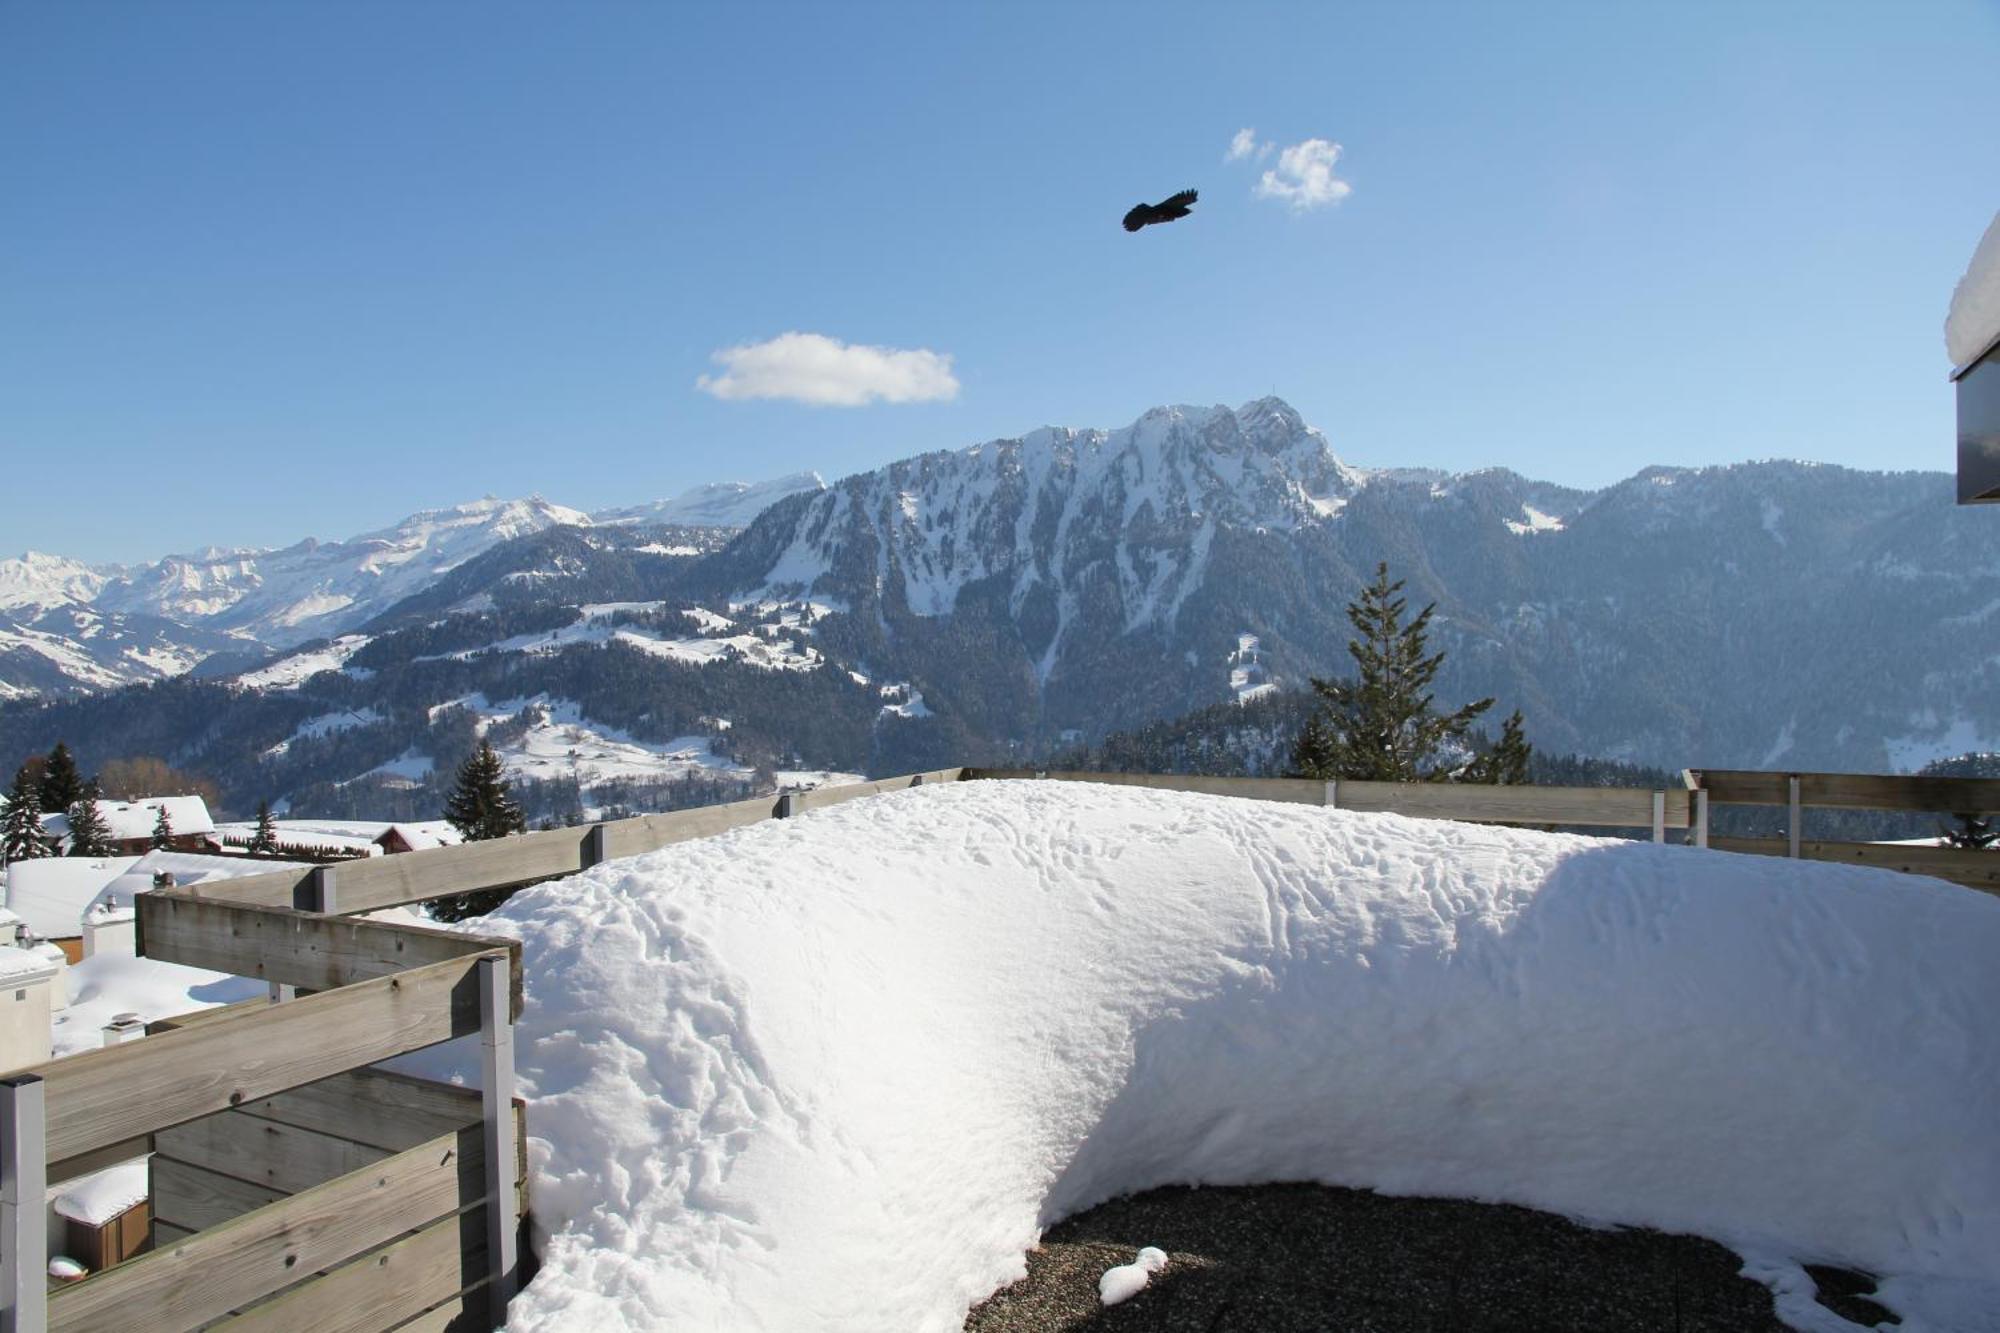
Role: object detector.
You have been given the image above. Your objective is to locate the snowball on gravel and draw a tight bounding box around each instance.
[1098,1247,1169,1306]
[444,781,2000,1332]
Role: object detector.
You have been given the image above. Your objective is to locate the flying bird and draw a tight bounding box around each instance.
[1122,189,1198,233]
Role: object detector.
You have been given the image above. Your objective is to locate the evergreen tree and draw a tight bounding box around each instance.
[3,765,49,863]
[248,800,280,854]
[66,780,115,858]
[1290,712,1339,782]
[1290,563,1494,782]
[1467,709,1533,785]
[432,741,526,922]
[40,742,83,817]
[150,803,175,850]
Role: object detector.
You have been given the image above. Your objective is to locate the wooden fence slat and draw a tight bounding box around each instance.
[190,826,591,913]
[149,1155,289,1233]
[599,794,783,861]
[1329,780,1691,827]
[137,895,517,1001]
[788,768,967,816]
[28,950,503,1163]
[386,1289,489,1333]
[1708,836,2000,895]
[1691,769,2000,813]
[233,1068,483,1153]
[49,1126,484,1332]
[156,1112,390,1195]
[207,1208,484,1333]
[968,769,1692,827]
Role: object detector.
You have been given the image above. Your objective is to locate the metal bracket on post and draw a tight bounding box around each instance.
[1323,780,1338,810]
[1693,789,1710,849]
[1787,775,1802,859]
[478,956,519,1326]
[1,1074,47,1333]
[582,822,609,870]
[1651,792,1666,844]
[775,791,798,819]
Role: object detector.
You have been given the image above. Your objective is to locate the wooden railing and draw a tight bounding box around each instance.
[1687,768,2000,895]
[0,768,960,1333]
[2,761,1989,1330]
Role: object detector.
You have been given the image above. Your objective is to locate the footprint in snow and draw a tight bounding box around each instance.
[1098,1246,1169,1307]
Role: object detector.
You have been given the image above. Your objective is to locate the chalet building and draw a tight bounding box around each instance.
[39,795,218,857]
[1,849,308,962]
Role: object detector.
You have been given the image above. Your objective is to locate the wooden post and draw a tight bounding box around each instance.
[1788,776,1802,859]
[1,1075,47,1333]
[775,792,798,819]
[309,865,337,914]
[1694,789,1710,849]
[1323,780,1338,809]
[1651,792,1666,844]
[582,823,609,869]
[478,957,518,1324]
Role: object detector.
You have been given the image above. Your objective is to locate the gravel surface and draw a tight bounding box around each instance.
[964,1183,1823,1332]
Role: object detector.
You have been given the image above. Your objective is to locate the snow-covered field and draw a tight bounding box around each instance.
[425,781,2000,1332]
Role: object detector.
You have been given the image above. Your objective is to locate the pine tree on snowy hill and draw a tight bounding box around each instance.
[66,781,114,858]
[432,740,527,922]
[1290,562,1494,783]
[247,799,279,855]
[1467,710,1533,785]
[3,766,49,863]
[39,742,83,818]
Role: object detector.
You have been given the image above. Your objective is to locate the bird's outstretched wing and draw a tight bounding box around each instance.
[1122,190,1198,232]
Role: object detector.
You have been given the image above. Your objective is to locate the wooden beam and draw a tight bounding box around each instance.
[967,770,1693,827]
[232,1068,483,1153]
[155,1112,389,1196]
[49,1125,487,1332]
[787,768,967,817]
[599,794,779,861]
[1709,836,2000,895]
[206,1209,484,1333]
[138,895,517,1003]
[385,1289,490,1333]
[192,827,595,914]
[1691,769,2000,813]
[25,950,505,1164]
[150,1156,289,1233]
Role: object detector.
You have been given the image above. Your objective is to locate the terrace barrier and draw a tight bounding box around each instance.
[2,762,1990,1331]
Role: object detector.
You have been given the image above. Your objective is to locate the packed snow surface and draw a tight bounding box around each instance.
[463,781,2000,1332]
[1948,209,2000,370]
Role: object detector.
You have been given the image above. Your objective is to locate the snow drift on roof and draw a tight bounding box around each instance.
[1948,209,2000,371]
[445,781,2000,1332]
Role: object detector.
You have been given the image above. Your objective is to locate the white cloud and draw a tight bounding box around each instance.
[1254,138,1353,211]
[696,332,960,407]
[1226,128,1259,162]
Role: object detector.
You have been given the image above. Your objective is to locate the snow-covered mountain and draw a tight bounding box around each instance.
[692,398,1998,768]
[0,476,819,699]
[593,472,826,530]
[6,397,1998,775]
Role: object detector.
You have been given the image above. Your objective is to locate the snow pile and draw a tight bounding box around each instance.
[463,781,2000,1332]
[1948,209,2000,370]
[1097,1247,1168,1306]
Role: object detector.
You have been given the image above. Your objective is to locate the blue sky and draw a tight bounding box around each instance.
[4,1,1997,563]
